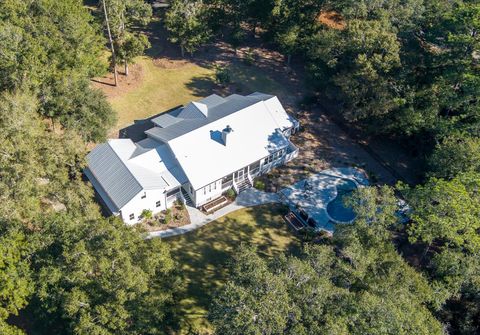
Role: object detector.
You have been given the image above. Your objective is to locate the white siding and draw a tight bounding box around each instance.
[120,188,167,225]
[194,180,223,207]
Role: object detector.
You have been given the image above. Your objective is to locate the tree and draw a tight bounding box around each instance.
[0,0,115,142]
[28,214,179,334]
[270,0,324,65]
[428,134,480,179]
[165,0,211,57]
[209,245,291,335]
[308,18,402,122]
[276,25,300,65]
[401,172,480,333]
[102,0,118,86]
[210,187,443,334]
[41,77,116,142]
[401,173,480,254]
[0,226,33,335]
[100,0,152,77]
[115,32,151,76]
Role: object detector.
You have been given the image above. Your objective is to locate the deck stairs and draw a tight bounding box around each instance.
[236,178,252,193]
[181,188,195,207]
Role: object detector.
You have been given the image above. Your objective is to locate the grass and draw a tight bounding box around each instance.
[227,62,291,98]
[106,57,291,130]
[109,57,216,128]
[166,204,301,334]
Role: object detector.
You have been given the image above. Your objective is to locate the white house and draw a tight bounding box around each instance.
[85,92,300,224]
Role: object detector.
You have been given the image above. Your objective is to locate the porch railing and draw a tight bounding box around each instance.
[232,179,239,194]
[222,180,233,190]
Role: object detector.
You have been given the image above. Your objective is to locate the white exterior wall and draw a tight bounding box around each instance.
[119,188,167,225]
[194,179,223,207]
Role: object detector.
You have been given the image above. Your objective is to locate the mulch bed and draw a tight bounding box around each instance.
[138,203,190,232]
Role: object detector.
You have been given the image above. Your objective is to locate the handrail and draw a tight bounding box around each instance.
[247,173,253,186]
[232,179,239,194]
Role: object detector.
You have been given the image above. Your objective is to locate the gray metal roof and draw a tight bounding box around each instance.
[86,143,143,211]
[178,102,208,119]
[199,94,226,107]
[151,113,183,128]
[145,94,269,143]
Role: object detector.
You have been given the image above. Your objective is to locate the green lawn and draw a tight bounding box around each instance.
[166,204,301,334]
[110,57,216,128]
[108,56,292,130]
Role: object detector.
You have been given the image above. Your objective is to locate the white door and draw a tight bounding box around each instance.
[235,168,245,182]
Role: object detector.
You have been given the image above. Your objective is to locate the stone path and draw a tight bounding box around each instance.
[147,188,280,239]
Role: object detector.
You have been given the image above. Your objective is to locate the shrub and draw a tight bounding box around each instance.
[141,209,153,220]
[215,65,231,86]
[254,180,266,191]
[175,199,185,210]
[230,28,246,52]
[225,188,236,199]
[164,208,172,225]
[243,48,255,65]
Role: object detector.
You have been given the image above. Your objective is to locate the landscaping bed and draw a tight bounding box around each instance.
[202,196,229,214]
[138,201,190,232]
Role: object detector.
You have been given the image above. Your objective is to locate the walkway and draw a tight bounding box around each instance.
[148,188,280,239]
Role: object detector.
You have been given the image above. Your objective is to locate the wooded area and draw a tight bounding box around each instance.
[0,0,478,334]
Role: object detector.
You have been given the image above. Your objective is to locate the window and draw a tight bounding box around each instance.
[156,201,161,207]
[141,192,146,199]
[190,186,193,194]
[204,187,206,195]
[265,153,275,165]
[129,213,134,220]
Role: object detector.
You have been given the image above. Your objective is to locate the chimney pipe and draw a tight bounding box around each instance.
[222,125,233,146]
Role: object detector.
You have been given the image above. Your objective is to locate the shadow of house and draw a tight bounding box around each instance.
[118,105,182,142]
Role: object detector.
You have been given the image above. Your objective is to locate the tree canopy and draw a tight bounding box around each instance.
[165,0,211,57]
[210,187,444,334]
[0,0,115,141]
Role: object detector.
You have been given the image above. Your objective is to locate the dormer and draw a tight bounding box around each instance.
[178,102,208,118]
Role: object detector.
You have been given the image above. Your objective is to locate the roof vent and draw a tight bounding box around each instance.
[222,125,233,146]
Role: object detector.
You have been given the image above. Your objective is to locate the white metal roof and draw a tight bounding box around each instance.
[87,93,297,209]
[166,95,295,189]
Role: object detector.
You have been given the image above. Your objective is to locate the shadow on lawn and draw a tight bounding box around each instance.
[168,204,302,329]
[184,75,219,98]
[117,104,182,142]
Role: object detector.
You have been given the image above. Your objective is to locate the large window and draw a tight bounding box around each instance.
[156,201,161,207]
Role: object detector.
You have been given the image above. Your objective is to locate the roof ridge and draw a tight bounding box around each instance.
[107,141,144,190]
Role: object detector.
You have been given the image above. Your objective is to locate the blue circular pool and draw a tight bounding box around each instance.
[327,179,357,223]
